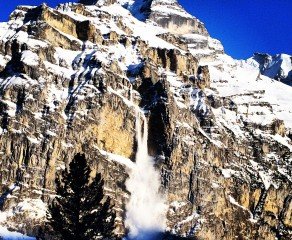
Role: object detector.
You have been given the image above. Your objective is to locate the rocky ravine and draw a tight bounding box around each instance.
[0,0,291,239]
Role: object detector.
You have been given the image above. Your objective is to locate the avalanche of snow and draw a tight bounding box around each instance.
[125,107,167,239]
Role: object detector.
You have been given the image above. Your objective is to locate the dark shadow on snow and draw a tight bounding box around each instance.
[124,231,195,240]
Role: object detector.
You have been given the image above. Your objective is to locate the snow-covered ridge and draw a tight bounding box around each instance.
[118,0,194,20]
[85,0,194,19]
[203,54,292,131]
[247,53,292,85]
[79,0,208,35]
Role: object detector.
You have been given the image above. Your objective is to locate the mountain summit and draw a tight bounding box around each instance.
[248,53,292,86]
[79,0,208,34]
[0,0,291,239]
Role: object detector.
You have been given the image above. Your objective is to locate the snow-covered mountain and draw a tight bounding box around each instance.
[81,0,208,35]
[0,0,291,239]
[248,53,292,86]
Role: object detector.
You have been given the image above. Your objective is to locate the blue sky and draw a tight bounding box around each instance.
[180,0,292,59]
[0,0,291,59]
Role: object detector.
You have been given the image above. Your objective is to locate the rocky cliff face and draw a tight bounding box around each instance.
[0,1,291,239]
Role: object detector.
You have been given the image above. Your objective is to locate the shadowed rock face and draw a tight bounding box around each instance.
[148,0,208,35]
[0,1,291,240]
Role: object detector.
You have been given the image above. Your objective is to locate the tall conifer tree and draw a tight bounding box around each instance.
[47,153,116,240]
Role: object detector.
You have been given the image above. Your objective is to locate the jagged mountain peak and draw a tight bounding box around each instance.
[117,0,182,20]
[78,0,208,35]
[247,52,292,85]
[79,0,179,6]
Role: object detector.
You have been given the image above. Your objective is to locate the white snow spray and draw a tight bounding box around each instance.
[125,105,166,240]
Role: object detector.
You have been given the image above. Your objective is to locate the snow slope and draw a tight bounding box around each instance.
[0,227,35,240]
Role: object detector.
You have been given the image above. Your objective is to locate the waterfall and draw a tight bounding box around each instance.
[125,105,166,240]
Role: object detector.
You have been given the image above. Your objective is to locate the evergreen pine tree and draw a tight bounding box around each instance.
[47,153,116,240]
